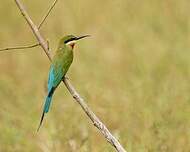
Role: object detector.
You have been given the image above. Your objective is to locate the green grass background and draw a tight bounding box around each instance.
[0,0,189,151]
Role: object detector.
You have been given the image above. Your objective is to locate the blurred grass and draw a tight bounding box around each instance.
[0,0,190,151]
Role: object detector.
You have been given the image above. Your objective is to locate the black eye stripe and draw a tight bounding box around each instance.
[65,37,76,44]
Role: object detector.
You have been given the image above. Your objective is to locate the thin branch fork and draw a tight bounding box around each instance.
[13,0,127,151]
[0,0,56,52]
[15,0,52,61]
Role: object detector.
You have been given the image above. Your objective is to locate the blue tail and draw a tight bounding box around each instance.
[44,94,53,113]
[37,89,54,132]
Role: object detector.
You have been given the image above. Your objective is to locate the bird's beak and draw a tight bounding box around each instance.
[76,35,90,40]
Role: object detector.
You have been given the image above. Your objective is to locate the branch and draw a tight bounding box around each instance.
[38,0,58,29]
[64,78,127,152]
[15,0,52,61]
[0,43,39,52]
[0,0,56,53]
[14,0,126,151]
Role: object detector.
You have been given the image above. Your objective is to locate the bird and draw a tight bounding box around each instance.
[37,35,90,131]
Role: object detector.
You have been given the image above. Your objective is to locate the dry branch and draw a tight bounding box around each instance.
[0,0,57,52]
[0,43,39,52]
[15,0,52,61]
[38,0,58,29]
[13,0,127,151]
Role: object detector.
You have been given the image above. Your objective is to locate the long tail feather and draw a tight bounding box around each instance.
[37,112,45,132]
[37,89,54,132]
[44,95,53,113]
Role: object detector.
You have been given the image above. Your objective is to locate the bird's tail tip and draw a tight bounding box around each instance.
[37,91,53,132]
[36,112,45,132]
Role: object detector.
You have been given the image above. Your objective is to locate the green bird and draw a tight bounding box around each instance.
[38,35,89,131]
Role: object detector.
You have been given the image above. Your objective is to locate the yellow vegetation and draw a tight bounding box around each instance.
[0,0,189,151]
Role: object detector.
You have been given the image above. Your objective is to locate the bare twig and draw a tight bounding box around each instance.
[64,78,127,152]
[14,0,126,151]
[47,39,50,51]
[0,43,40,52]
[15,0,52,61]
[0,0,57,53]
[38,0,58,29]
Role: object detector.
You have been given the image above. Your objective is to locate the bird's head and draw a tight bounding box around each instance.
[59,35,90,49]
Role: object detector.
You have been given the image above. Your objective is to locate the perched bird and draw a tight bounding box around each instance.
[37,35,89,131]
